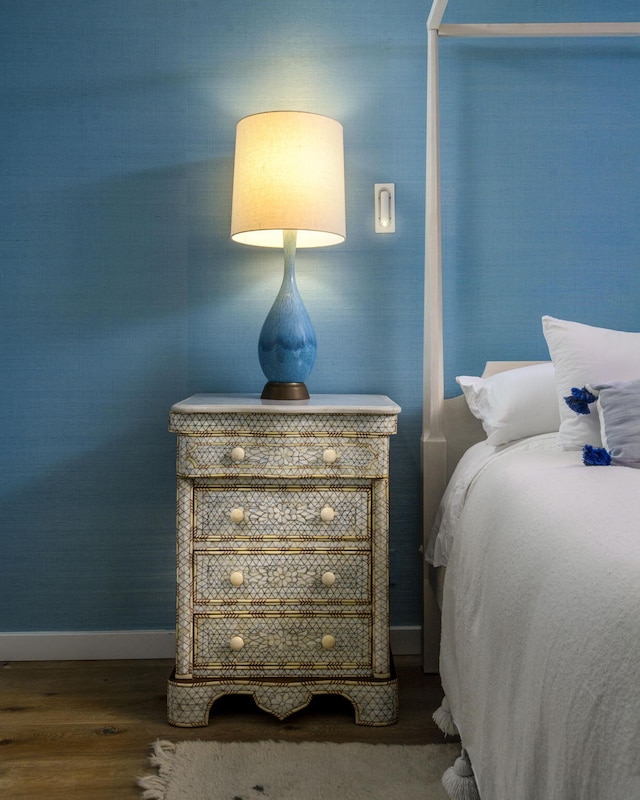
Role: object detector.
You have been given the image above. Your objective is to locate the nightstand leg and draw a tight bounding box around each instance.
[167,673,398,727]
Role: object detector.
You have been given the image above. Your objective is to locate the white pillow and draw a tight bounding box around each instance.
[542,315,640,450]
[456,362,560,446]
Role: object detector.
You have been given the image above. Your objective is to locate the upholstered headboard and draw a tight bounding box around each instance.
[421,361,545,671]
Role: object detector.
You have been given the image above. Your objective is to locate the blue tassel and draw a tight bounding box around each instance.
[583,445,612,466]
[564,386,597,415]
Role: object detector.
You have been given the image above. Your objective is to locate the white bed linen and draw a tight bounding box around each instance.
[427,433,558,568]
[432,436,640,799]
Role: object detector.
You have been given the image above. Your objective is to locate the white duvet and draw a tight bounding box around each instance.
[428,434,640,799]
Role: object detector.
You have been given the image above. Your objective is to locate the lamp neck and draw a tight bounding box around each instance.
[283,230,298,282]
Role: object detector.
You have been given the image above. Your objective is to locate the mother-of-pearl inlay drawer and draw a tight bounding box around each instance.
[177,435,389,478]
[193,613,371,674]
[193,485,371,540]
[193,550,370,604]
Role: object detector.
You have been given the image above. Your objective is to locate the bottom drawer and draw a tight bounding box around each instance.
[193,613,371,673]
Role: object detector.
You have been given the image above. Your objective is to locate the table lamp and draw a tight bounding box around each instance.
[230,111,346,400]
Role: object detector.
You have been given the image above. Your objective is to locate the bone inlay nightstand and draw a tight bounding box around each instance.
[167,394,400,727]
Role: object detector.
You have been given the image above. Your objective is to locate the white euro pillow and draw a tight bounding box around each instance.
[542,315,640,451]
[456,362,559,446]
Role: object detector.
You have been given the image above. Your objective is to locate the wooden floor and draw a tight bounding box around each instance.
[0,656,453,799]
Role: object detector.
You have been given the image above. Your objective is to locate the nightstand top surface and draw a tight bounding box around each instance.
[170,393,400,415]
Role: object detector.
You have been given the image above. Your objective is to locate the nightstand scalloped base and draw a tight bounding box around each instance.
[167,673,398,727]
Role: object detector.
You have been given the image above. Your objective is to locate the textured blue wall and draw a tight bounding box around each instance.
[440,1,640,395]
[1,0,638,636]
[0,0,426,632]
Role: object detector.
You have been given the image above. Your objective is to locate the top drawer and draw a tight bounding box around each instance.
[169,404,399,438]
[177,435,389,479]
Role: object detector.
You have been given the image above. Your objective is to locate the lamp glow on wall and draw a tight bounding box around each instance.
[230,111,346,400]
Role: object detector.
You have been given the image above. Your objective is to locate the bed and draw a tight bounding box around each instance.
[421,3,640,799]
[425,352,640,799]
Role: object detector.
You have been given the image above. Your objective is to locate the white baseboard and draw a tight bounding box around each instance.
[0,630,176,661]
[0,626,421,661]
[389,625,421,656]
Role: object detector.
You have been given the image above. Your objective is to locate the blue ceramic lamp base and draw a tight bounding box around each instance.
[258,231,317,401]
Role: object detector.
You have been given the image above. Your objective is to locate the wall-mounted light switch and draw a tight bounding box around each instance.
[375,183,395,233]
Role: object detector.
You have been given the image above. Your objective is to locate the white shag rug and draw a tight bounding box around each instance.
[138,739,460,800]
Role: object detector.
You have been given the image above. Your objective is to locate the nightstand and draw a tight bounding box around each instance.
[167,394,400,727]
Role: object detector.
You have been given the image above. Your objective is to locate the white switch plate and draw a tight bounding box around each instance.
[375,183,395,233]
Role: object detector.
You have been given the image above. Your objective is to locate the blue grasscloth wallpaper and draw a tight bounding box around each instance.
[1,0,639,635]
[1,0,426,633]
[439,22,640,395]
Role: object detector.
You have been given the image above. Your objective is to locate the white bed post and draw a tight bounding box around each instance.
[422,0,449,673]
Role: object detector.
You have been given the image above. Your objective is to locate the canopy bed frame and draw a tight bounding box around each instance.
[421,1,640,671]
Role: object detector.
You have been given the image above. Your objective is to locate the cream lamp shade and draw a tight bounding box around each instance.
[231,111,345,248]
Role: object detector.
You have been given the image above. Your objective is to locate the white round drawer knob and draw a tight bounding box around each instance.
[230,507,244,524]
[229,570,244,587]
[320,506,335,523]
[322,447,338,465]
[230,446,246,463]
[321,571,336,587]
[230,635,245,651]
[321,634,336,650]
